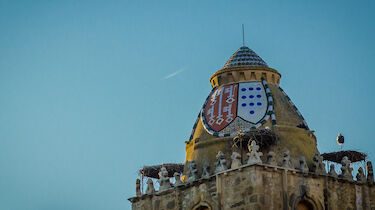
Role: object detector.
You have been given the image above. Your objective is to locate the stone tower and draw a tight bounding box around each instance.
[129,46,375,210]
[185,46,317,176]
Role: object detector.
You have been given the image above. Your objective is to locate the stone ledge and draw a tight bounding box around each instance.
[129,162,373,203]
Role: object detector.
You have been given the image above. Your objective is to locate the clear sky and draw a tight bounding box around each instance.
[0,0,374,209]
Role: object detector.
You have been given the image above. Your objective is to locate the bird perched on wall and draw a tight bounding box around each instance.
[337,133,344,145]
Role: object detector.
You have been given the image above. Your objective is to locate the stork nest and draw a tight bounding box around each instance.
[140,163,184,179]
[322,150,367,163]
[233,128,278,150]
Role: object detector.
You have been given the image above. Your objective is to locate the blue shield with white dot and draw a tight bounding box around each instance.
[237,82,268,124]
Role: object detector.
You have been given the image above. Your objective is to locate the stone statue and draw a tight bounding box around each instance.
[328,164,338,177]
[136,179,141,197]
[299,156,309,174]
[356,167,365,183]
[312,153,326,175]
[146,179,155,194]
[246,140,263,165]
[215,151,227,173]
[173,172,183,186]
[281,149,293,169]
[340,156,353,181]
[231,152,242,169]
[158,165,172,191]
[367,161,374,184]
[201,162,210,179]
[187,161,198,183]
[266,151,277,166]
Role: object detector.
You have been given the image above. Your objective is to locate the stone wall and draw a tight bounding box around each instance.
[129,164,375,210]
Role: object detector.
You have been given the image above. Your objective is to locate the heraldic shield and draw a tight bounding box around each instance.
[202,81,271,135]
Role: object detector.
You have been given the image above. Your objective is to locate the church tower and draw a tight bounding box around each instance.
[129,46,375,210]
[185,46,317,176]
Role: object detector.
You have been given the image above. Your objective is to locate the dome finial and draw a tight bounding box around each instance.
[223,46,268,68]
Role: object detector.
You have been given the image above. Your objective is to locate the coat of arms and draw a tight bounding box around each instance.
[201,81,272,135]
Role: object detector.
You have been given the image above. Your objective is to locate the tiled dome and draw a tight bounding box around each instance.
[223,46,268,68]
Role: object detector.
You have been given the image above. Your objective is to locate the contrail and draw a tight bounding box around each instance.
[163,69,184,80]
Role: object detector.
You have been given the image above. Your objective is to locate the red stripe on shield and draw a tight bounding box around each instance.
[204,84,238,132]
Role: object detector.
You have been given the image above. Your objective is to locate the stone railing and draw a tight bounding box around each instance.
[132,141,374,197]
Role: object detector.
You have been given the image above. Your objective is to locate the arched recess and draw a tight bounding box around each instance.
[292,196,322,210]
[296,200,314,210]
[192,202,211,210]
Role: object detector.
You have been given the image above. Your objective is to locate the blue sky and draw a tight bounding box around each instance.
[0,0,374,209]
